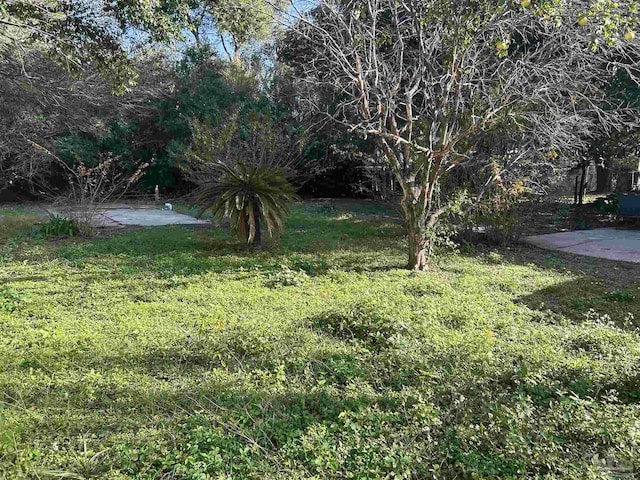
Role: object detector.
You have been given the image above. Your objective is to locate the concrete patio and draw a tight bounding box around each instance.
[524,228,640,263]
[49,206,209,227]
[95,208,209,227]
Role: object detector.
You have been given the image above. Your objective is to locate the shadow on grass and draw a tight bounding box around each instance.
[518,276,639,326]
[457,239,638,280]
[52,213,406,278]
[6,298,640,478]
[10,328,640,479]
[3,376,379,477]
[451,242,640,327]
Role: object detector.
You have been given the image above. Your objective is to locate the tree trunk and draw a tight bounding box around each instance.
[252,201,262,248]
[379,141,438,271]
[400,186,430,271]
[407,224,429,270]
[578,163,587,205]
[596,158,613,193]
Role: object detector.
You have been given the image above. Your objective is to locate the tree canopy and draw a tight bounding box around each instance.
[280,0,640,269]
[0,0,279,91]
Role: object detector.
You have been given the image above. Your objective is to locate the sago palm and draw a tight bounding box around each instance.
[195,162,299,247]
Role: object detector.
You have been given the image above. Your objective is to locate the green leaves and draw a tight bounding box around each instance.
[0,0,279,92]
[1,0,145,92]
[0,285,25,312]
[186,113,300,245]
[209,0,279,47]
[195,161,299,244]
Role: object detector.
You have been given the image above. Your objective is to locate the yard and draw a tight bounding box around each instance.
[1,202,639,479]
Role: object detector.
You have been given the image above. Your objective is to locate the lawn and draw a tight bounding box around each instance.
[0,202,639,479]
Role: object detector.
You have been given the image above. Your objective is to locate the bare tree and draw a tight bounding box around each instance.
[0,49,174,195]
[280,0,640,269]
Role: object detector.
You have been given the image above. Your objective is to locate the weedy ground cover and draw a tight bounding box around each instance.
[0,202,639,479]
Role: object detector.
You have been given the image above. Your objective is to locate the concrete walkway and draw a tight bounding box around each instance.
[524,228,640,263]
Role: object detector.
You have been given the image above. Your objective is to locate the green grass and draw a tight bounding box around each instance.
[0,202,639,479]
[0,206,46,245]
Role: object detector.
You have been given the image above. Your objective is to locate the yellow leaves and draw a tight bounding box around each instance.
[508,180,526,196]
[495,39,510,58]
[625,30,636,41]
[520,0,531,8]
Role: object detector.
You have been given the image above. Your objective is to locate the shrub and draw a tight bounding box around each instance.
[39,214,79,237]
[459,178,531,246]
[313,301,408,349]
[55,153,147,235]
[184,116,301,247]
[194,162,299,247]
[0,286,24,312]
[594,193,619,215]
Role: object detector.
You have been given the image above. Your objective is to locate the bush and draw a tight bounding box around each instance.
[313,301,408,349]
[459,179,531,246]
[184,116,301,247]
[594,193,619,215]
[0,286,24,312]
[39,214,79,237]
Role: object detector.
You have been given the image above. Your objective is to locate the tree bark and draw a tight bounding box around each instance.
[252,200,262,248]
[400,186,430,271]
[578,163,587,205]
[378,137,441,271]
[596,158,613,193]
[407,224,429,270]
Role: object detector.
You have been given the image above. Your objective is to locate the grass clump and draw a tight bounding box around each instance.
[264,265,308,288]
[313,300,409,349]
[38,215,80,238]
[604,289,636,303]
[0,286,24,312]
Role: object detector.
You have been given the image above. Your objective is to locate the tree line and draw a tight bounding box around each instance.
[1,0,640,268]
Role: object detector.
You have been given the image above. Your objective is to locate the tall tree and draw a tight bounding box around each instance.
[0,0,181,92]
[182,0,281,56]
[0,0,282,193]
[281,0,640,270]
[0,0,280,92]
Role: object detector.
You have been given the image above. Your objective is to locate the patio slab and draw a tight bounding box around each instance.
[48,206,209,227]
[99,208,209,227]
[523,228,640,263]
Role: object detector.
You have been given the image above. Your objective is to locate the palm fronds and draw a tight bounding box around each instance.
[195,162,299,244]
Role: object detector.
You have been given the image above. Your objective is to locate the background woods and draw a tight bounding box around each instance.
[1,0,640,256]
